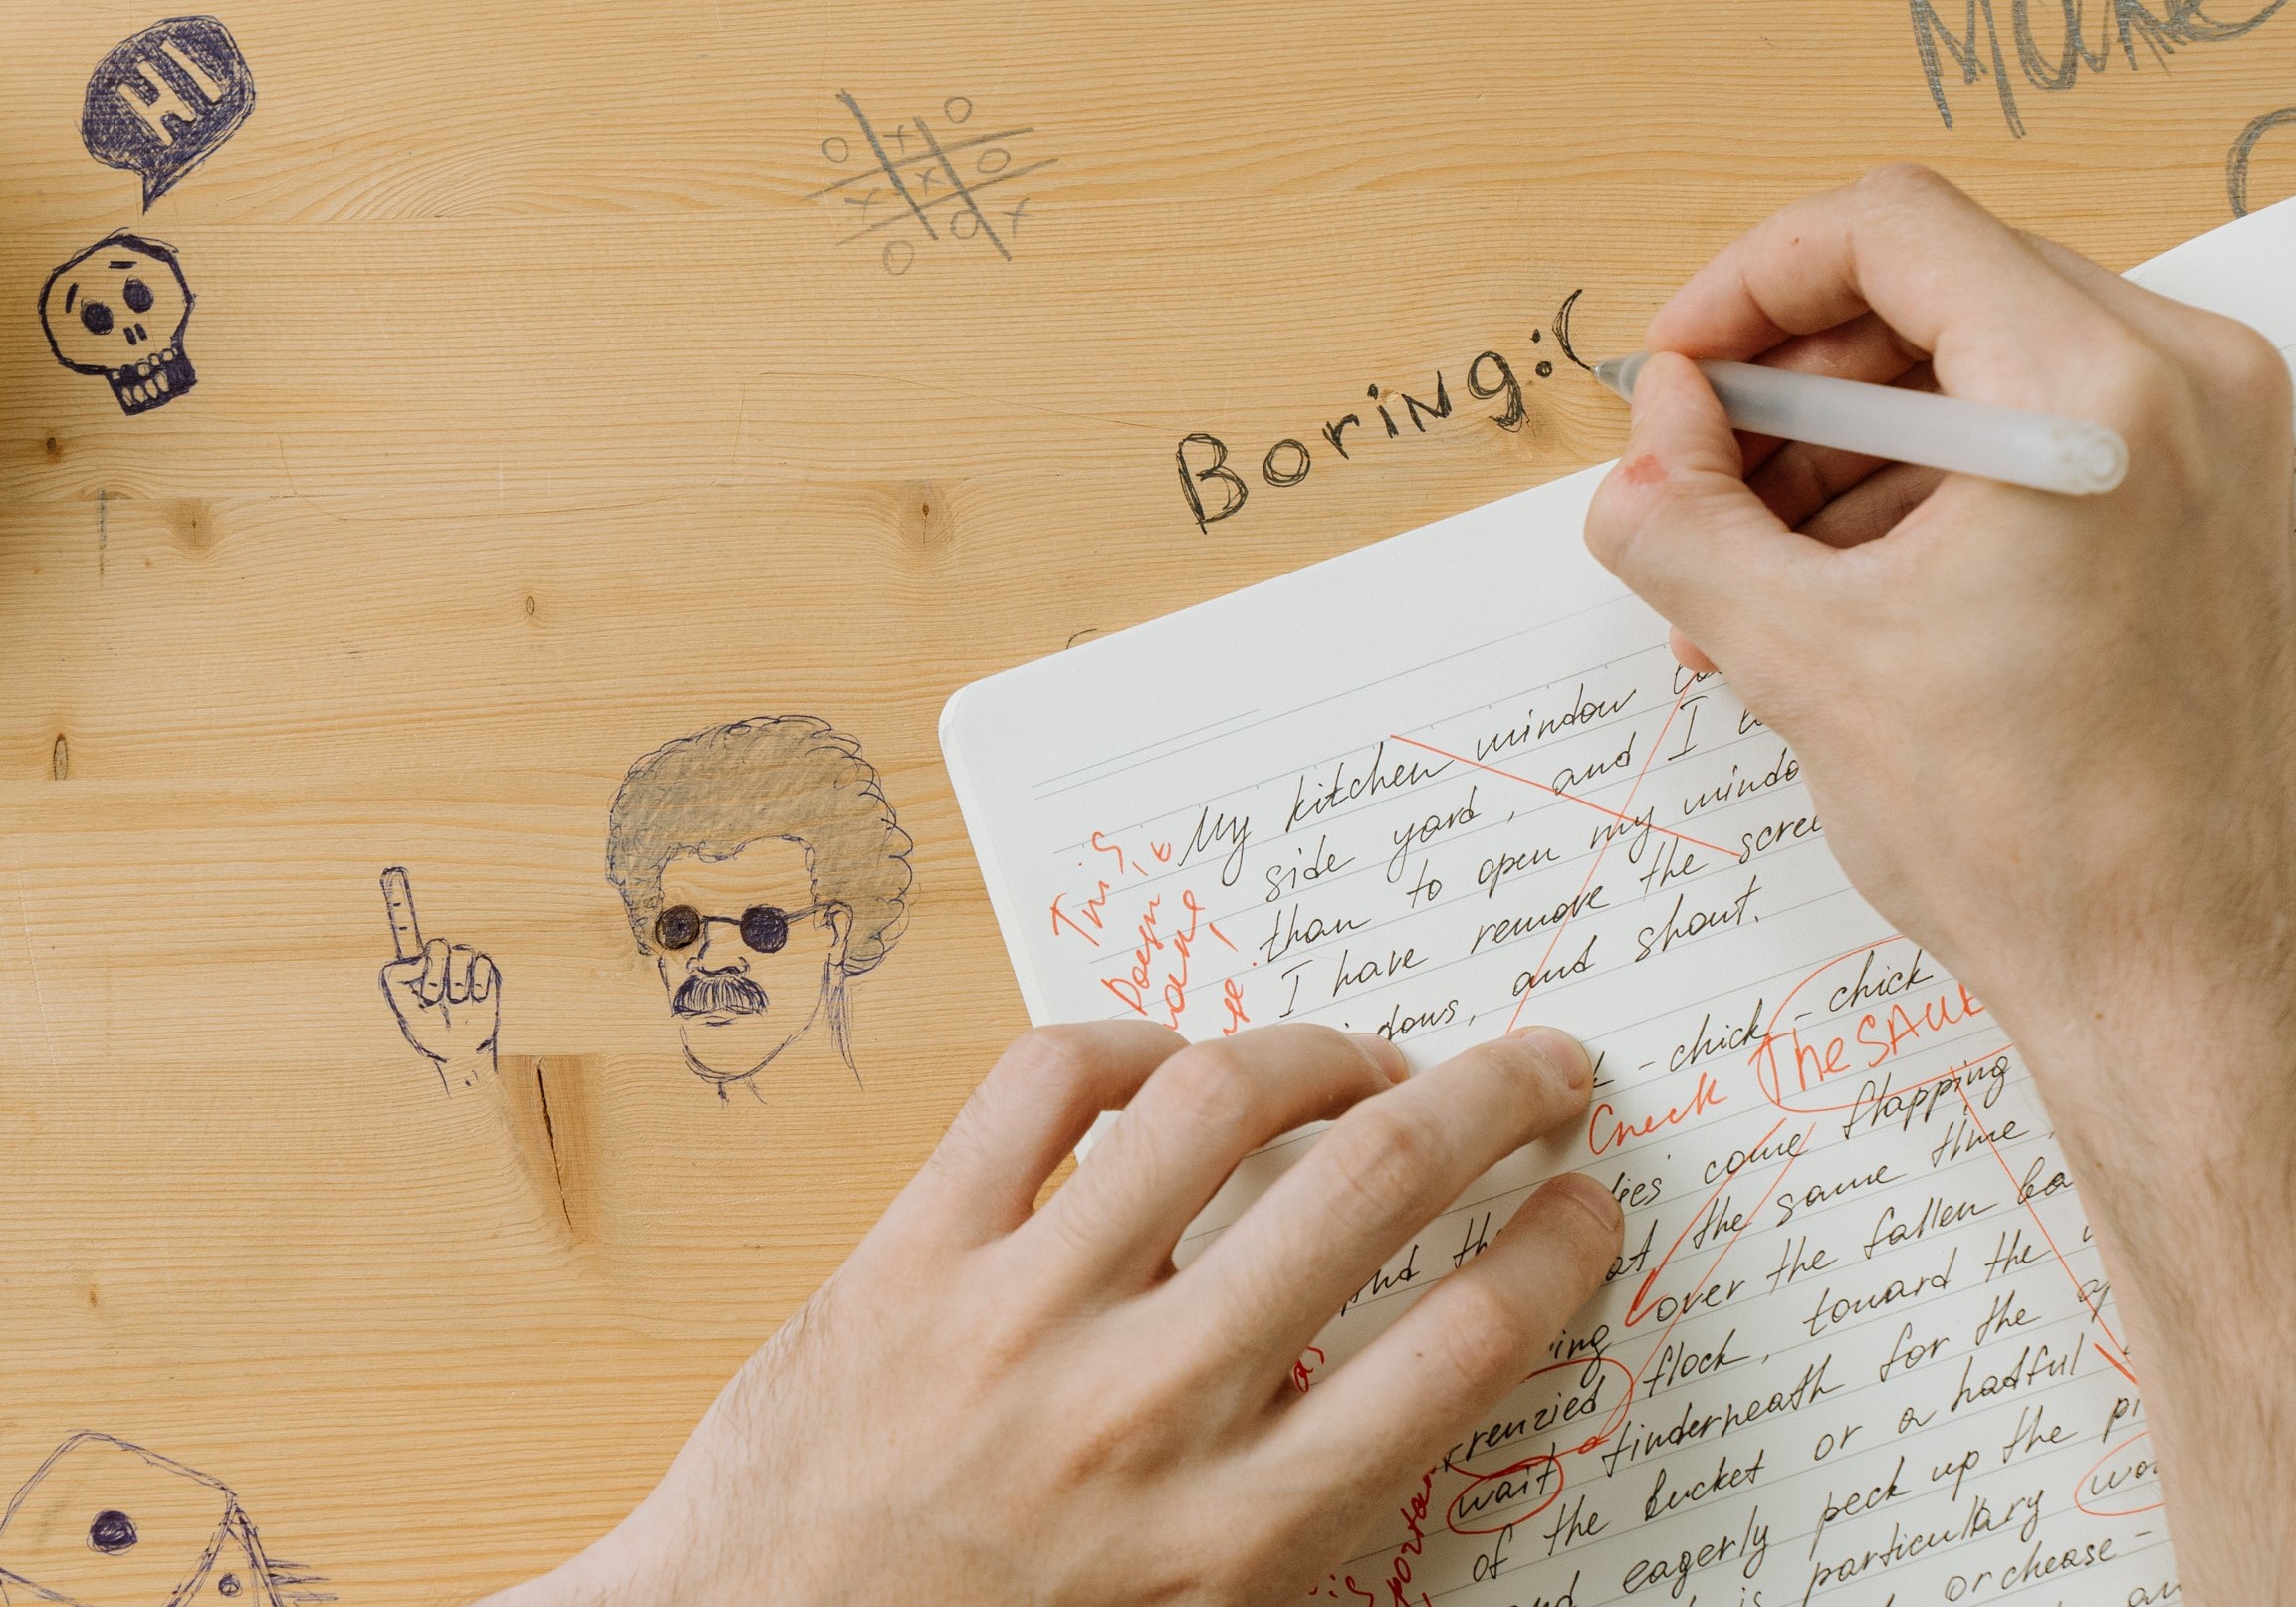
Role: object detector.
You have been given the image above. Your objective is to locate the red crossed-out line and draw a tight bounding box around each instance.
[1386,732,1732,858]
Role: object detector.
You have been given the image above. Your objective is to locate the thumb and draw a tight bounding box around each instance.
[1582,352,1817,666]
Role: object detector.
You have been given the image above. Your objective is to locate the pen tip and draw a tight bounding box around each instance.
[1590,353,1638,401]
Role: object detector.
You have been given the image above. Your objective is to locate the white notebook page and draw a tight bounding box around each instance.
[940,196,2296,1607]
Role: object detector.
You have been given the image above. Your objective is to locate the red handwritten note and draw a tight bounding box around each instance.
[942,194,2296,1607]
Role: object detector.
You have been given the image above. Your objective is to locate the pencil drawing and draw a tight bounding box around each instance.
[606,716,912,1099]
[805,92,1055,275]
[0,1432,327,1606]
[82,17,257,209]
[1910,0,2288,136]
[1172,304,1583,532]
[2227,105,2296,215]
[39,234,197,416]
[377,866,501,1093]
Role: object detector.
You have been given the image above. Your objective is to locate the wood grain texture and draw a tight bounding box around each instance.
[3,1,2293,1597]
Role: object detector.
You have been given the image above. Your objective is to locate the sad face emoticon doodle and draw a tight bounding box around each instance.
[39,233,197,416]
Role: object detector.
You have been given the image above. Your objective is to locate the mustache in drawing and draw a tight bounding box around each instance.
[673,974,771,1017]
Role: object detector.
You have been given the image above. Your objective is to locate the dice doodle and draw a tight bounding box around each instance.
[0,1433,328,1606]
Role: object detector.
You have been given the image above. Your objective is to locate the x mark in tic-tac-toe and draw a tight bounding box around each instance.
[807,92,1056,275]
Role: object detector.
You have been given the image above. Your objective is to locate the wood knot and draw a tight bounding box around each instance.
[167,500,218,555]
[51,734,69,781]
[887,479,956,566]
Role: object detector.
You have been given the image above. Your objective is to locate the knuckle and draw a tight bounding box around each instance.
[2211,317,2292,413]
[1321,1103,1443,1226]
[1287,1022,1389,1092]
[1152,1041,1266,1141]
[1457,1038,1574,1125]
[1053,1375,1172,1484]
[1537,1185,1628,1279]
[2081,335,2185,447]
[1431,1279,1528,1390]
[1858,160,1953,208]
[1039,1171,1147,1265]
[992,1024,1100,1102]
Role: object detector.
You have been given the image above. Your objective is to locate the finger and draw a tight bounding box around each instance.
[418,938,450,1007]
[1583,352,1818,664]
[885,1021,1188,1247]
[447,944,477,1004]
[1730,310,1933,482]
[1646,164,2125,413]
[1170,1028,1592,1380]
[1032,1025,1410,1289]
[1668,627,1717,675]
[1741,352,1937,532]
[1752,307,1931,383]
[1745,437,1897,534]
[1798,460,1948,551]
[1260,1172,1620,1490]
[380,867,422,961]
[471,955,498,1002]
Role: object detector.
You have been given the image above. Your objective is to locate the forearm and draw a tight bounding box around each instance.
[2011,970,2296,1607]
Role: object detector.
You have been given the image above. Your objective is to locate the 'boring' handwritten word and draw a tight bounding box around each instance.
[1174,293,1591,531]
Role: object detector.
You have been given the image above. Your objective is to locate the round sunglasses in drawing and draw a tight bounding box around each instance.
[653,902,833,956]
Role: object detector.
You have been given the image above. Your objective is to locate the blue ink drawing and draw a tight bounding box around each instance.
[0,1432,329,1605]
[83,17,257,209]
[39,233,199,416]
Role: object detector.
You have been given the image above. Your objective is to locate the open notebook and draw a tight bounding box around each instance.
[941,197,2296,1607]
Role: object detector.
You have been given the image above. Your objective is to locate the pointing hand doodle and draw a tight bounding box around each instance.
[378,866,500,1090]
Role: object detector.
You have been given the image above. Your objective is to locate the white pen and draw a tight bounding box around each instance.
[1592,351,2128,496]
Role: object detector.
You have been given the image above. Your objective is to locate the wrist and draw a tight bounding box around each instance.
[469,1506,686,1607]
[432,1047,499,1092]
[472,1429,753,1607]
[1998,944,2296,1272]
[1992,961,2296,1607]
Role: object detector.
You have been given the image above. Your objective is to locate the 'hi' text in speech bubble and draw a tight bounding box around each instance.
[82,16,257,209]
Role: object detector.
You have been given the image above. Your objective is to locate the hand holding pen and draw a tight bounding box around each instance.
[1582,163,2296,1607]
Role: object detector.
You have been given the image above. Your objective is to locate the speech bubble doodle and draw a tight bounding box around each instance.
[39,233,199,416]
[82,16,256,209]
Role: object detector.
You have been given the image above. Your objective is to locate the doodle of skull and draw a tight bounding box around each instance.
[39,231,197,415]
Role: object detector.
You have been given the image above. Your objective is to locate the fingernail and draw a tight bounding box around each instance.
[1350,1032,1410,1085]
[1548,1171,1624,1232]
[1511,1026,1592,1092]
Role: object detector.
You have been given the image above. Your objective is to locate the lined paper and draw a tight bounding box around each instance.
[940,195,2296,1607]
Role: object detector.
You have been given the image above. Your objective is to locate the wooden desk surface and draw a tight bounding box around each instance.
[2,2,2291,1597]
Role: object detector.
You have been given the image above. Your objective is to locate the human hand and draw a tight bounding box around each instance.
[378,866,500,1090]
[1582,164,2296,1183]
[480,1020,1619,1607]
[1581,164,2296,1605]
